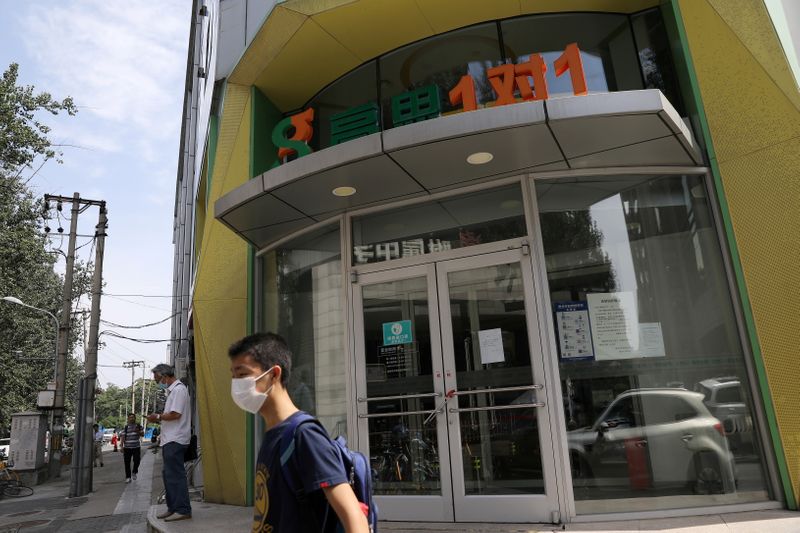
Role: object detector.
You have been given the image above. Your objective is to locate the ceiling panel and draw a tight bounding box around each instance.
[549,114,673,158]
[221,193,307,230]
[568,136,696,168]
[242,218,316,249]
[388,124,563,190]
[271,155,425,216]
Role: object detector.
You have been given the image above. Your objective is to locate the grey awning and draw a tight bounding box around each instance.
[215,89,701,249]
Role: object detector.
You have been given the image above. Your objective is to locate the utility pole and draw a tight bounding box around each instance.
[69,200,107,497]
[46,193,80,479]
[122,361,145,416]
[140,366,147,429]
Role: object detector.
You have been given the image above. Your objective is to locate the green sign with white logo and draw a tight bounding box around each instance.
[382,320,413,346]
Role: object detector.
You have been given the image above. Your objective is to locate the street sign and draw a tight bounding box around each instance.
[382,320,413,346]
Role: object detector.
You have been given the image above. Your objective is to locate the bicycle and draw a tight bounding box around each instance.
[0,461,34,499]
[157,451,202,504]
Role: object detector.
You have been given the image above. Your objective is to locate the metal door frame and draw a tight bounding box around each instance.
[352,263,455,522]
[436,247,560,523]
[352,247,560,523]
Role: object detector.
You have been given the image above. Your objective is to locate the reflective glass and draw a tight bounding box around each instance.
[261,224,346,435]
[447,264,544,495]
[536,175,770,512]
[351,185,526,265]
[362,277,441,495]
[378,23,504,128]
[501,14,643,96]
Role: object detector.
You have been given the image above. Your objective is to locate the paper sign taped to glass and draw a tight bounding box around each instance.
[586,292,665,360]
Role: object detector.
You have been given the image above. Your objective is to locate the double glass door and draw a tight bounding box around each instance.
[353,248,558,522]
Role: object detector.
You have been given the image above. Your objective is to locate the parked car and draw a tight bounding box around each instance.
[567,388,736,495]
[694,376,754,454]
[102,428,116,443]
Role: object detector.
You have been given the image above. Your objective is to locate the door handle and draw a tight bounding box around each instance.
[681,434,693,442]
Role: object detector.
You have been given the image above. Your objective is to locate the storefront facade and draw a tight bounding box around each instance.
[179,0,800,524]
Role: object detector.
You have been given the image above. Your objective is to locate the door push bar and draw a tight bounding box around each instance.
[449,402,545,413]
[358,407,444,419]
[357,392,442,403]
[446,384,544,397]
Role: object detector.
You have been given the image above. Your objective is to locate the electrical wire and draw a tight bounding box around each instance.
[103,294,172,312]
[100,313,177,329]
[100,330,182,343]
[101,293,176,298]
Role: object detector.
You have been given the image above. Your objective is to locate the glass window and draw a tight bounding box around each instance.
[351,185,526,265]
[536,174,770,512]
[501,13,643,96]
[260,223,346,435]
[379,23,504,128]
[306,61,378,151]
[632,8,685,116]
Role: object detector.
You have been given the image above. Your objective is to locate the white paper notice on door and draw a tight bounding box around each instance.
[478,328,505,364]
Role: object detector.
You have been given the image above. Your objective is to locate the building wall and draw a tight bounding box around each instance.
[192,83,253,504]
[677,0,800,504]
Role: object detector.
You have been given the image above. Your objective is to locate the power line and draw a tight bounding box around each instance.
[102,293,177,299]
[100,313,177,329]
[100,330,182,343]
[103,294,172,311]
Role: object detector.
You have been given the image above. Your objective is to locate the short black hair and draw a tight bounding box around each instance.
[228,332,292,385]
[93,424,98,429]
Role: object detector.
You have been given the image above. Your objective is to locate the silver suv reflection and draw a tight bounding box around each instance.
[567,388,736,495]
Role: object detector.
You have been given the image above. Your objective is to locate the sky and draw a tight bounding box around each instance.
[0,0,192,388]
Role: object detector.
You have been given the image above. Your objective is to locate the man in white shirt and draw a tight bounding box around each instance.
[146,364,192,522]
[92,424,104,467]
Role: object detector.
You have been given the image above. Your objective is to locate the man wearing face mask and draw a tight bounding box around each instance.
[146,364,192,522]
[229,332,369,533]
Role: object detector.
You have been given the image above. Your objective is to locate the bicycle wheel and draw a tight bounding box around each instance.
[3,482,34,497]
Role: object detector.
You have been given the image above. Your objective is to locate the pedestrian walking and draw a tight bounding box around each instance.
[147,364,192,522]
[111,431,118,452]
[228,332,369,532]
[120,413,144,483]
[92,424,104,467]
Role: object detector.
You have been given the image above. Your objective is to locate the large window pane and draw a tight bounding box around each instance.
[351,185,526,265]
[379,23,503,128]
[261,224,346,435]
[502,14,643,96]
[536,175,769,513]
[632,8,685,116]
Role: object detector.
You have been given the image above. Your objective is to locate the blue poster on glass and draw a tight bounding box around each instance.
[553,301,594,361]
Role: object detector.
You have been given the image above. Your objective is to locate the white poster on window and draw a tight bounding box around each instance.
[478,328,505,364]
[638,322,666,358]
[586,292,639,360]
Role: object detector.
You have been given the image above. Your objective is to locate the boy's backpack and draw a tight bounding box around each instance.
[279,412,378,533]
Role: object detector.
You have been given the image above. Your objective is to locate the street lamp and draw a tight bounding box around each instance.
[1,296,59,382]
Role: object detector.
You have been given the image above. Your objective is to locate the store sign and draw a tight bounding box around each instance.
[382,320,413,346]
[272,43,589,164]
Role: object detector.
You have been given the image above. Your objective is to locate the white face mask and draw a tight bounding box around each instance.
[231,368,274,414]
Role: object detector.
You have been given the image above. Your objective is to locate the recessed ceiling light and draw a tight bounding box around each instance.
[332,186,356,197]
[466,152,493,165]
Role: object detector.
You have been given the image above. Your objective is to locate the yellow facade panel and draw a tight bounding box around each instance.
[254,18,362,110]
[679,0,800,165]
[707,0,800,111]
[415,0,521,34]
[717,137,800,495]
[311,0,433,61]
[191,82,253,504]
[518,0,658,14]
[229,6,307,86]
[282,0,358,17]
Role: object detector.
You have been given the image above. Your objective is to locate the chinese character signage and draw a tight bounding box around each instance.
[270,43,590,165]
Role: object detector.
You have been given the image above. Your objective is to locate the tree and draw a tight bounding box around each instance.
[0,63,83,436]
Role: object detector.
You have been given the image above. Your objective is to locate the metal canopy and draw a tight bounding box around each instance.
[215,90,701,249]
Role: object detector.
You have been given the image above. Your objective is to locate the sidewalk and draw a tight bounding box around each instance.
[147,502,800,533]
[0,443,157,532]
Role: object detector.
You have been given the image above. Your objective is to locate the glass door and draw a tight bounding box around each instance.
[353,249,558,523]
[353,263,454,521]
[436,248,558,522]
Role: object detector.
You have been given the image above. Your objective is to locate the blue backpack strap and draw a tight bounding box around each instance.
[278,412,320,497]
